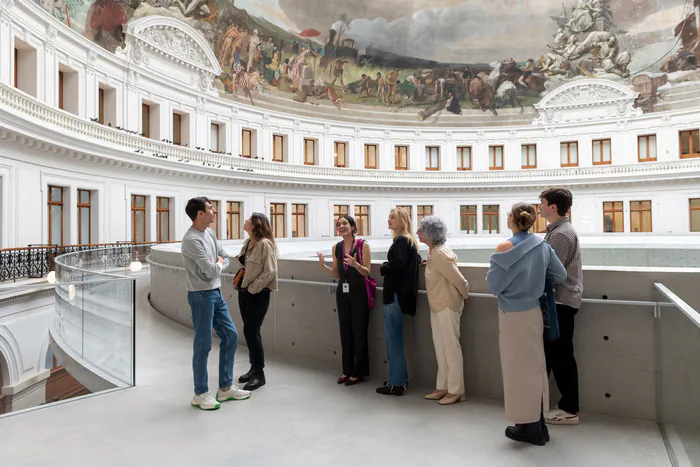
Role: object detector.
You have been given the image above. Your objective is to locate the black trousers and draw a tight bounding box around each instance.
[336,287,370,378]
[544,304,580,414]
[238,288,271,373]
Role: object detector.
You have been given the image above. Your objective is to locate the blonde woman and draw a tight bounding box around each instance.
[417,216,469,405]
[486,203,567,446]
[376,207,421,396]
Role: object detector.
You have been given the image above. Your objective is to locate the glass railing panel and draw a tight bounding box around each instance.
[655,283,700,466]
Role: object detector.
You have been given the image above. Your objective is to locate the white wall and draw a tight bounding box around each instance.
[0,0,699,248]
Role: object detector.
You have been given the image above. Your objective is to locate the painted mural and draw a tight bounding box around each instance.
[35,0,700,120]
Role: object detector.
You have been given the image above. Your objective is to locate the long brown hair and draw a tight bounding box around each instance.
[250,212,275,243]
[390,207,418,249]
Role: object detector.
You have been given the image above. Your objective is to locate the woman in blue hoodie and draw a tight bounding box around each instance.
[486,203,567,446]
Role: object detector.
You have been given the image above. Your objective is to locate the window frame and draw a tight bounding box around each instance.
[530,204,547,234]
[58,70,64,110]
[77,189,92,245]
[395,145,409,170]
[457,146,472,171]
[489,145,504,171]
[482,205,500,234]
[48,185,64,245]
[270,203,286,238]
[292,204,307,237]
[141,103,150,139]
[364,144,378,169]
[459,205,477,233]
[691,198,700,233]
[417,205,433,224]
[425,146,440,171]
[334,141,347,168]
[679,129,700,159]
[603,201,624,233]
[637,134,657,162]
[630,200,652,233]
[304,138,316,166]
[242,129,253,158]
[560,141,579,167]
[156,197,171,242]
[131,195,147,243]
[226,201,242,240]
[592,138,612,166]
[210,200,220,238]
[355,205,370,236]
[521,144,537,169]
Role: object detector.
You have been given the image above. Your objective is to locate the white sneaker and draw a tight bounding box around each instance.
[191,392,220,411]
[216,385,251,402]
[545,405,579,425]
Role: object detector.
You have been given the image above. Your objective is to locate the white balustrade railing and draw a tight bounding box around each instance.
[2,82,700,184]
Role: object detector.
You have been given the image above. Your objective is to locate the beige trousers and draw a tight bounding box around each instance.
[498,306,549,424]
[430,308,465,395]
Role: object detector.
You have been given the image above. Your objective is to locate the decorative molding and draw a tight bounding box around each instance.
[534,79,641,124]
[115,16,221,95]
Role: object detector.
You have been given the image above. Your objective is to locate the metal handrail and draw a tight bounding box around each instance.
[654,282,700,328]
[146,258,666,308]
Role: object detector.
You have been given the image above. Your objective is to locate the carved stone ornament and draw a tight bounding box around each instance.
[534,78,641,124]
[45,26,57,50]
[123,17,221,76]
[141,27,206,66]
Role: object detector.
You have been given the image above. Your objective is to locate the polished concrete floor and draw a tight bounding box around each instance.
[0,276,675,467]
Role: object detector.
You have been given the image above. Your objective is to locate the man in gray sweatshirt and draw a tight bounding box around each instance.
[182,197,250,410]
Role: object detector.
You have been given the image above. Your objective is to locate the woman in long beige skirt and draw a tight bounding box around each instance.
[486,203,567,446]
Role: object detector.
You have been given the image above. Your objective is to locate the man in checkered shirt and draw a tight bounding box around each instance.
[539,187,583,426]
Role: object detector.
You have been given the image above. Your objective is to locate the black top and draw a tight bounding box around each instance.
[335,240,366,289]
[380,235,421,316]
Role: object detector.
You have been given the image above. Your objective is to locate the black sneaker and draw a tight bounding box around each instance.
[376,385,406,396]
[238,369,255,384]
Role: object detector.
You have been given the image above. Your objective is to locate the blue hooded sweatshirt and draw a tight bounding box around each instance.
[486,234,567,313]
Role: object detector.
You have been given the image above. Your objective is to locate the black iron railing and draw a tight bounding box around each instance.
[0,241,179,282]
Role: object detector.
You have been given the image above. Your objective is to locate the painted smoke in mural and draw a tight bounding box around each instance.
[37,0,700,119]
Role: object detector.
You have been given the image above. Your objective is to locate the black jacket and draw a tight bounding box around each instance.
[380,235,421,316]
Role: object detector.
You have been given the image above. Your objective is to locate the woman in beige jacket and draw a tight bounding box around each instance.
[417,216,469,405]
[235,213,278,391]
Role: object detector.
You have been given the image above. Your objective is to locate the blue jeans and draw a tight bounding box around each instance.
[188,289,238,395]
[384,294,407,386]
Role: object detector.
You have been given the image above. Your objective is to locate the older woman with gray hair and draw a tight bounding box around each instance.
[417,216,470,405]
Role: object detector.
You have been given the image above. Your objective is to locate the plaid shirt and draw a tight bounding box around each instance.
[544,216,583,309]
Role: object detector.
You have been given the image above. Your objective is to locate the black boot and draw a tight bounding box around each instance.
[243,372,266,391]
[238,368,255,384]
[375,384,406,396]
[540,413,550,443]
[505,422,547,446]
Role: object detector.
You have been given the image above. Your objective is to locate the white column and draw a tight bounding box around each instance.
[410,140,422,171]
[68,186,78,245]
[126,86,140,133]
[0,19,12,86]
[148,195,156,242]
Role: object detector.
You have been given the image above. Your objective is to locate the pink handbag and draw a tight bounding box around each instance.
[356,239,377,310]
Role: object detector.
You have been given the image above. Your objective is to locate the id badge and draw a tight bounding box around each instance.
[342,283,350,293]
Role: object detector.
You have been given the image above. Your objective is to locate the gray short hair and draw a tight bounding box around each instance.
[419,215,448,245]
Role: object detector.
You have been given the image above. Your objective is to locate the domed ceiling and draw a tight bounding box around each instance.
[37,0,700,121]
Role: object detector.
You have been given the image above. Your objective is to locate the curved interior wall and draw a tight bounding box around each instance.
[148,245,700,426]
[0,0,699,251]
